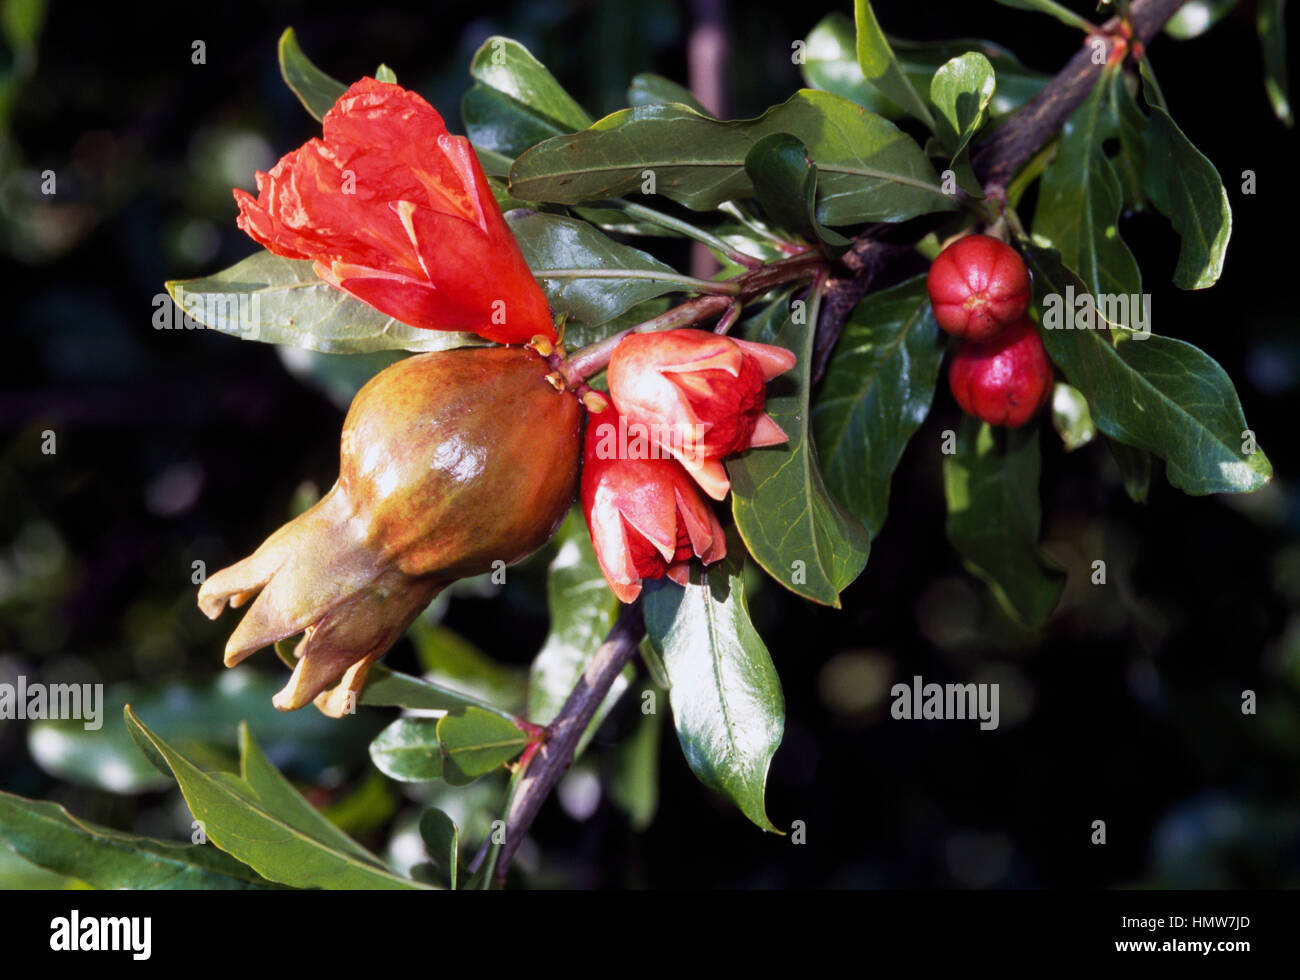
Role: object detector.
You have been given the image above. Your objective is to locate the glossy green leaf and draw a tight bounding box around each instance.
[943,417,1065,627]
[608,694,663,832]
[627,73,709,114]
[166,250,483,354]
[930,53,995,158]
[803,14,1047,119]
[729,294,871,607]
[853,0,936,127]
[993,0,1096,33]
[1035,64,1141,298]
[528,510,627,754]
[1258,0,1292,126]
[1051,382,1097,452]
[1026,246,1271,495]
[124,707,425,889]
[1108,438,1152,504]
[369,718,444,782]
[436,707,532,786]
[814,274,946,537]
[360,665,516,720]
[278,28,346,122]
[744,133,849,250]
[1142,105,1233,289]
[506,211,684,327]
[1165,0,1240,40]
[0,790,275,889]
[642,555,784,833]
[462,36,592,158]
[418,808,460,888]
[509,90,951,225]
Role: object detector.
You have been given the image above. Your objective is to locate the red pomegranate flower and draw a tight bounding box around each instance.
[605,328,796,500]
[581,406,726,603]
[233,78,553,345]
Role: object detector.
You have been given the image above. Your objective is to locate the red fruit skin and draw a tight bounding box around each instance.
[927,234,1031,341]
[948,317,1053,428]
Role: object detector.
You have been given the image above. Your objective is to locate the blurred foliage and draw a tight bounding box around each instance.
[0,0,1297,888]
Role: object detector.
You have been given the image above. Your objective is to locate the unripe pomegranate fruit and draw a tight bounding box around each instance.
[948,316,1053,428]
[199,346,582,715]
[927,233,1031,341]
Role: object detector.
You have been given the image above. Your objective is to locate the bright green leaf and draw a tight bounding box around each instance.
[1051,382,1097,451]
[930,53,995,158]
[1165,0,1240,40]
[436,707,532,786]
[853,0,936,128]
[418,808,460,888]
[278,28,346,122]
[369,718,444,782]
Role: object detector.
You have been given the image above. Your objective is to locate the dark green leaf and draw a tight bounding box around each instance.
[0,790,276,889]
[166,250,483,354]
[436,707,532,785]
[943,417,1065,627]
[124,708,425,889]
[1107,438,1153,504]
[506,211,685,327]
[729,293,871,607]
[930,52,995,158]
[813,274,945,537]
[993,0,1096,32]
[418,808,460,888]
[360,665,516,719]
[1034,64,1141,298]
[744,133,849,250]
[278,28,346,122]
[369,718,444,782]
[627,73,709,115]
[1142,105,1233,288]
[853,0,936,127]
[802,14,1047,119]
[607,694,663,832]
[509,91,951,225]
[1104,70,1149,210]
[642,554,784,833]
[1027,246,1271,494]
[1258,0,1292,126]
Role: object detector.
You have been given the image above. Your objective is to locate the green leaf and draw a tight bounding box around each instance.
[1107,438,1152,504]
[0,790,276,889]
[729,293,871,607]
[410,620,527,713]
[1104,70,1149,210]
[642,555,784,833]
[418,808,460,888]
[607,695,663,832]
[509,90,951,225]
[528,511,627,753]
[374,63,397,84]
[360,665,517,720]
[853,0,936,128]
[462,36,592,158]
[627,73,710,115]
[124,707,426,889]
[993,0,1096,33]
[1034,64,1141,298]
[1258,0,1292,126]
[1051,382,1097,452]
[506,211,685,327]
[802,14,1048,120]
[930,53,996,159]
[1165,0,1240,40]
[278,28,346,122]
[1142,105,1233,289]
[943,417,1065,627]
[813,274,946,537]
[744,133,849,251]
[1026,246,1271,495]
[369,718,444,782]
[166,250,483,354]
[436,707,532,786]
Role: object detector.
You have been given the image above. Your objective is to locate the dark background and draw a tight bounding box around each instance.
[1,0,1297,888]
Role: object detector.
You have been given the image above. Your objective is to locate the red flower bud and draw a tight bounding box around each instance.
[927,234,1031,341]
[233,78,553,345]
[581,406,726,603]
[199,347,581,715]
[948,316,1053,428]
[605,328,796,500]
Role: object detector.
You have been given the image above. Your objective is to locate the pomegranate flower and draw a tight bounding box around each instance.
[606,328,796,500]
[233,78,553,344]
[581,407,726,603]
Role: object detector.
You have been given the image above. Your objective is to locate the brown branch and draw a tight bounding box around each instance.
[494,600,646,885]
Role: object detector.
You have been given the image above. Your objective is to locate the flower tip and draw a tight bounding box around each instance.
[748,413,788,448]
[735,339,798,379]
[684,458,731,501]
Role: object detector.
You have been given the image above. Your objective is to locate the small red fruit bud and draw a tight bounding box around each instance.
[948,316,1053,428]
[927,234,1031,341]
